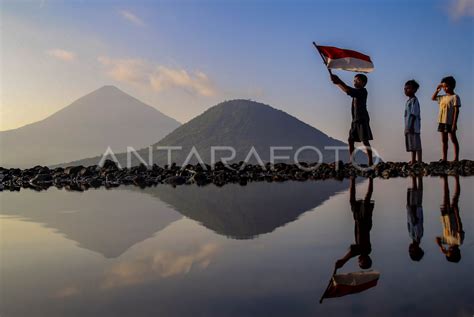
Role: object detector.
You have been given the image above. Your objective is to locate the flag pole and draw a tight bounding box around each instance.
[319,266,338,304]
[313,42,333,75]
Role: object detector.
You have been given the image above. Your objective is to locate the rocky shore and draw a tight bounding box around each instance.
[1,159,472,192]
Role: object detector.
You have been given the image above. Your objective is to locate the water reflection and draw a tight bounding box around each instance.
[436,175,464,263]
[0,180,349,259]
[139,180,350,239]
[321,177,379,303]
[101,242,220,289]
[1,177,473,317]
[335,177,375,270]
[0,190,182,258]
[407,176,424,261]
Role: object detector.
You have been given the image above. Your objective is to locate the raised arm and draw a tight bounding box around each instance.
[330,74,351,94]
[335,247,357,269]
[435,237,447,254]
[431,84,443,101]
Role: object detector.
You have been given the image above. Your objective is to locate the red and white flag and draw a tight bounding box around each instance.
[315,44,374,73]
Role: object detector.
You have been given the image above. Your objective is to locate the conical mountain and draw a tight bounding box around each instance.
[68,99,354,167]
[0,85,180,168]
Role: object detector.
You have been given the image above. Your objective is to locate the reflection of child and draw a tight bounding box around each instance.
[406,176,424,261]
[436,175,464,263]
[335,177,374,270]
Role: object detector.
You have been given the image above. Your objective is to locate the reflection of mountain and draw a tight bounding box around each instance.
[0,180,349,258]
[140,180,350,239]
[0,188,182,258]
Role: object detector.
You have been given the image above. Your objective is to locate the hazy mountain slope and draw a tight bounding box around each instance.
[0,85,180,168]
[68,99,358,167]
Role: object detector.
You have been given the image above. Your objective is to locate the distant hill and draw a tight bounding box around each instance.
[0,85,180,168]
[67,99,361,167]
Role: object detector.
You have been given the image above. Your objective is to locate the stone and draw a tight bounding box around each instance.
[64,165,84,176]
[163,175,186,186]
[29,173,53,185]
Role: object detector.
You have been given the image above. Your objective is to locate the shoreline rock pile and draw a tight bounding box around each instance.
[1,159,472,192]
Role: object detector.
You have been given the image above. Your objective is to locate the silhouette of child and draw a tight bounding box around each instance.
[406,176,424,261]
[431,76,461,162]
[330,73,374,165]
[336,177,374,270]
[436,175,464,263]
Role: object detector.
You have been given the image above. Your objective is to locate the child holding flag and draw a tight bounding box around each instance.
[330,73,374,166]
[314,43,375,166]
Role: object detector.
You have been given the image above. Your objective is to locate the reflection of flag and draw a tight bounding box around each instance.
[320,270,380,303]
[316,45,374,73]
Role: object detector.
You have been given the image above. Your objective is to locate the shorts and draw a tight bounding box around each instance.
[438,123,456,133]
[407,188,423,206]
[349,121,373,142]
[405,133,422,152]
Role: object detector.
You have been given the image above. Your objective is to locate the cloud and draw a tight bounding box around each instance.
[46,49,76,62]
[53,286,80,298]
[448,0,474,19]
[150,66,217,97]
[98,56,217,97]
[101,243,219,289]
[118,10,145,26]
[98,56,148,83]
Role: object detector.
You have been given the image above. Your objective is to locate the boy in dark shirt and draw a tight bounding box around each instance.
[331,74,374,165]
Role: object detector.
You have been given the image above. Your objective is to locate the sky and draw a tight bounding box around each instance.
[1,0,473,161]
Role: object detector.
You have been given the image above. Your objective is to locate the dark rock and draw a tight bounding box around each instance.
[133,175,147,187]
[88,178,103,188]
[191,172,208,185]
[163,175,186,186]
[9,168,21,176]
[64,165,84,176]
[132,163,148,174]
[102,159,119,171]
[37,166,50,174]
[29,173,53,185]
[1,160,473,192]
[79,167,94,177]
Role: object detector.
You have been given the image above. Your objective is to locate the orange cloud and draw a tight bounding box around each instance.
[98,56,148,84]
[448,0,474,19]
[46,49,76,62]
[98,56,217,97]
[150,66,217,97]
[101,243,219,289]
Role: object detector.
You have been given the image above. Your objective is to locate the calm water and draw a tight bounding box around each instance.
[1,177,473,317]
